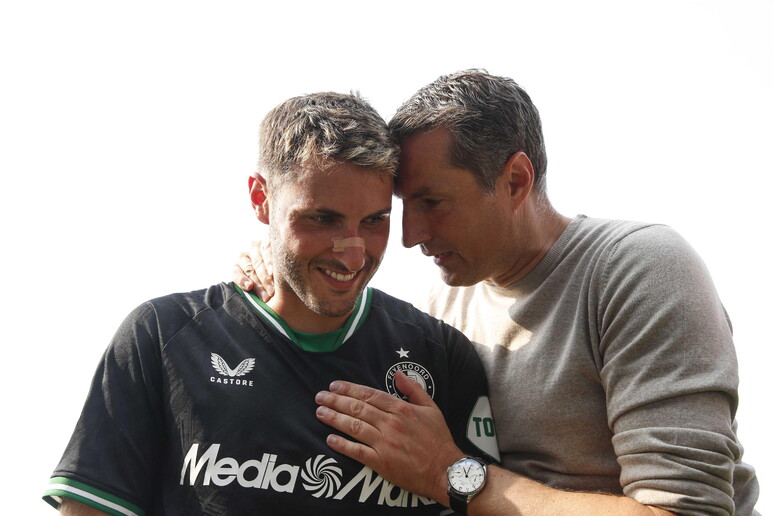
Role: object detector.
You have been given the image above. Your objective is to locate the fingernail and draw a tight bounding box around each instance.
[243,280,252,289]
[329,381,341,392]
[316,406,330,417]
[315,392,328,403]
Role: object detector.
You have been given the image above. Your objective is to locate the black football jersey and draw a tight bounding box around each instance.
[45,283,498,515]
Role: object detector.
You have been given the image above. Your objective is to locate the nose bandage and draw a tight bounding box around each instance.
[332,237,366,253]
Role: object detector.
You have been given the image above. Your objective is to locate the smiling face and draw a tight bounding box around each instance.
[396,128,518,287]
[258,162,393,332]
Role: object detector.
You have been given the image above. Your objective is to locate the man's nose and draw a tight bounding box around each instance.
[332,239,366,271]
[401,207,430,249]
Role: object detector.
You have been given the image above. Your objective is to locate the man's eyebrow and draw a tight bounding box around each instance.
[369,207,392,216]
[395,186,431,200]
[313,207,392,217]
[313,208,344,217]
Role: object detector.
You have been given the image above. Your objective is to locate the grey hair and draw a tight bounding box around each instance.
[258,91,398,187]
[389,69,547,195]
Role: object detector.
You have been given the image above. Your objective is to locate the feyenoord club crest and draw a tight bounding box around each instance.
[385,361,435,400]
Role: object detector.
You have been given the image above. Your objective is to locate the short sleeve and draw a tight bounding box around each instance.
[44,302,165,515]
[443,324,500,464]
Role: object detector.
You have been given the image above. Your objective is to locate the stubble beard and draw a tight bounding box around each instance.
[273,243,370,319]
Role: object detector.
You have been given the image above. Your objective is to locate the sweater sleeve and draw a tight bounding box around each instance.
[594,225,751,515]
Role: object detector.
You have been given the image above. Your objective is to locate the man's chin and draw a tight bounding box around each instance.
[439,267,480,288]
[306,271,375,317]
[309,300,358,319]
[306,289,364,319]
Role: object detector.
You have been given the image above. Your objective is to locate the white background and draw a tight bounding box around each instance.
[1,1,771,513]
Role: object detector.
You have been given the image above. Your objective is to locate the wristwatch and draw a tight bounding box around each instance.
[447,456,487,515]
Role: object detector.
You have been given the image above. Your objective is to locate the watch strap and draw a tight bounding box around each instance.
[448,490,470,514]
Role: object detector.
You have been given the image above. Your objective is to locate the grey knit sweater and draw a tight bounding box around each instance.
[422,216,759,515]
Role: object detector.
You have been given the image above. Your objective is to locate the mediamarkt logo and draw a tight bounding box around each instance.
[180,443,435,508]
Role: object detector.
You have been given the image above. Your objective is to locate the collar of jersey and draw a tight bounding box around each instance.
[235,284,373,352]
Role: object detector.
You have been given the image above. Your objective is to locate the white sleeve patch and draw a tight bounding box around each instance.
[466,396,500,461]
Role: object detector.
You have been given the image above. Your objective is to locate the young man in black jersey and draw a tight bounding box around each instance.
[44,92,498,515]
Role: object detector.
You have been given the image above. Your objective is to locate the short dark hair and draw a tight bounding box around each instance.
[389,69,547,194]
[259,92,398,189]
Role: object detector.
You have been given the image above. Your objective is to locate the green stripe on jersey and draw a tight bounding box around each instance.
[235,285,372,352]
[43,477,144,516]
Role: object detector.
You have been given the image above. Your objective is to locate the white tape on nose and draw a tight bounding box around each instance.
[332,237,366,252]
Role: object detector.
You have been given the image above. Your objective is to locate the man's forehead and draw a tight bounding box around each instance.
[277,162,393,212]
[295,161,394,182]
[394,163,449,199]
[395,131,469,198]
[291,201,393,215]
[399,128,451,157]
[395,127,454,175]
[271,162,390,192]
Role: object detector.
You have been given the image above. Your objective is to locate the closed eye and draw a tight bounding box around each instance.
[363,213,390,226]
[309,214,336,224]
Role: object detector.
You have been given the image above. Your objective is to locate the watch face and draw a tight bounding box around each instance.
[448,457,486,495]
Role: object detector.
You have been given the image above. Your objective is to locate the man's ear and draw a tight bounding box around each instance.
[248,174,270,224]
[502,152,535,207]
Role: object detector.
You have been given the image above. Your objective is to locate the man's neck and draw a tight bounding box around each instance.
[267,294,354,334]
[237,286,371,352]
[489,199,572,288]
